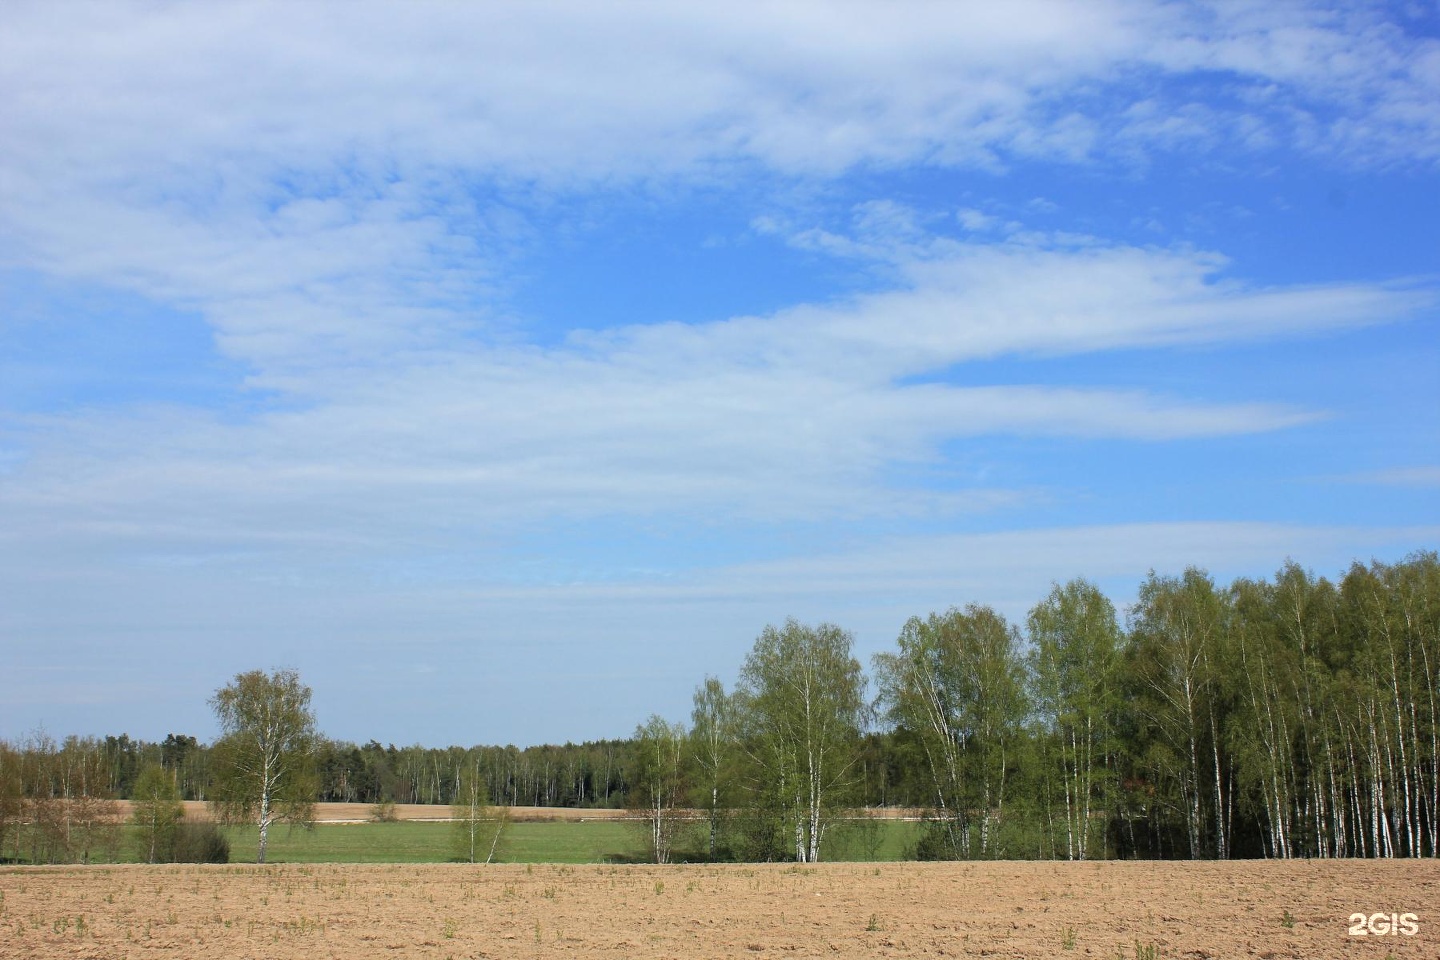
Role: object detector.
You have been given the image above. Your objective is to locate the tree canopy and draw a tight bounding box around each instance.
[209,667,320,864]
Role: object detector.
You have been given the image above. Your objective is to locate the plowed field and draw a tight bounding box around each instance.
[1,859,1433,958]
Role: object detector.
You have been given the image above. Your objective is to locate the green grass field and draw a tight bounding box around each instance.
[220,819,644,864]
[213,817,922,865]
[26,816,922,866]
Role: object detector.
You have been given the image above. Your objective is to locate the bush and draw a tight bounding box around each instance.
[912,821,964,861]
[170,822,230,863]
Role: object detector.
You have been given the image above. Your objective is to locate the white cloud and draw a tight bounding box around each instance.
[1,4,1434,250]
[0,2,1128,189]
[1342,466,1440,487]
[720,235,1430,376]
[675,520,1440,612]
[2,229,1410,571]
[2,2,1430,189]
[1,2,1436,744]
[956,208,1000,232]
[1,1,1432,378]
[1141,3,1440,163]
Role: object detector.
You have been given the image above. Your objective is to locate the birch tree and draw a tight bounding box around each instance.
[209,668,319,864]
[130,764,184,863]
[736,619,866,863]
[451,758,496,863]
[631,715,687,863]
[690,677,734,860]
[1339,556,1439,858]
[1126,569,1232,859]
[875,605,1026,858]
[1027,580,1120,860]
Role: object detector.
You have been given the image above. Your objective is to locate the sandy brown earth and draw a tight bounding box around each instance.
[0,860,1433,959]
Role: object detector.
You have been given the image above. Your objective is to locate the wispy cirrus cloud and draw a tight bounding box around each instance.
[2,2,1436,744]
[8,225,1405,550]
[3,2,1437,369]
[1339,466,1440,488]
[3,2,1432,186]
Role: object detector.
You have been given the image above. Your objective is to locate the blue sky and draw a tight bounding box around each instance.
[1,1,1437,748]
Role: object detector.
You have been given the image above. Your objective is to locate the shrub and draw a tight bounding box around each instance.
[171,822,230,863]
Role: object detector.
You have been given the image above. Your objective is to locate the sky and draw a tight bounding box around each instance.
[1,1,1437,749]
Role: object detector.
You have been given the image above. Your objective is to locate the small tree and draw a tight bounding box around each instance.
[451,759,492,863]
[209,668,320,864]
[630,715,688,864]
[690,677,734,860]
[130,764,184,863]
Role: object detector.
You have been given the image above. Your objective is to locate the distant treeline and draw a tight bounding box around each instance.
[2,552,1435,863]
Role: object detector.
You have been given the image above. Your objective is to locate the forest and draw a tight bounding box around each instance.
[2,552,1435,864]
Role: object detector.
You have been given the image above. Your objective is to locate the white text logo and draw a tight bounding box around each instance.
[1348,913,1419,936]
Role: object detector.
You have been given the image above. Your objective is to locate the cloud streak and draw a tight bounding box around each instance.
[7,227,1394,560]
[1,2,1435,744]
[4,3,1437,354]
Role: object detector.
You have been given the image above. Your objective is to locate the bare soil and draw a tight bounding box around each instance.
[1,859,1433,959]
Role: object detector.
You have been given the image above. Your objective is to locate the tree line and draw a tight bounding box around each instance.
[0,731,229,864]
[657,553,1437,863]
[0,733,638,811]
[2,552,1434,863]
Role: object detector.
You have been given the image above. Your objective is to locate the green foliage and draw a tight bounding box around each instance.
[209,668,321,864]
[734,619,867,863]
[0,734,122,864]
[450,762,494,863]
[1125,568,1230,859]
[0,741,21,861]
[1130,941,1162,960]
[215,819,646,863]
[874,604,1027,859]
[312,737,636,808]
[629,715,687,863]
[171,822,230,863]
[129,764,183,864]
[4,549,1436,864]
[1027,580,1121,861]
[690,676,736,860]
